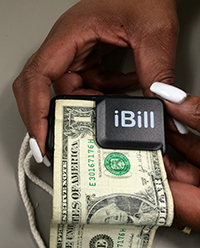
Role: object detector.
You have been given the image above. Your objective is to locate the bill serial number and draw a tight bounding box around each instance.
[88,139,96,186]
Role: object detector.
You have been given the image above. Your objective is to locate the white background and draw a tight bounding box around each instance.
[0,0,200,247]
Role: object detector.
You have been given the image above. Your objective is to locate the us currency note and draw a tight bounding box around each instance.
[50,223,157,248]
[50,99,174,248]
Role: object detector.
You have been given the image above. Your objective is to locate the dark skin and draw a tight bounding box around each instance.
[13,0,200,231]
[12,0,179,156]
[53,73,200,232]
[164,95,200,232]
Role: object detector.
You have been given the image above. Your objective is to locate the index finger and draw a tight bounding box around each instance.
[13,3,103,155]
[13,65,52,155]
[12,39,78,154]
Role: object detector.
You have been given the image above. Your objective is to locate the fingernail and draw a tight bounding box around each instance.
[29,138,51,166]
[150,82,187,104]
[172,118,188,134]
[29,138,43,163]
[43,155,51,167]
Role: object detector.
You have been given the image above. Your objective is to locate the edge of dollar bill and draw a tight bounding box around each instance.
[50,99,174,248]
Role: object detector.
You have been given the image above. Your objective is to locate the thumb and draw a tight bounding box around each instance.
[132,15,179,95]
[13,72,51,156]
[163,93,200,133]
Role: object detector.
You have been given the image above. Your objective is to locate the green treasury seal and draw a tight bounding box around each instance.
[104,152,130,176]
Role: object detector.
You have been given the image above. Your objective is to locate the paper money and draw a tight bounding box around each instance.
[50,223,157,248]
[50,99,173,248]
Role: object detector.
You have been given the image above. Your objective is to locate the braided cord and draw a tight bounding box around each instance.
[18,133,53,248]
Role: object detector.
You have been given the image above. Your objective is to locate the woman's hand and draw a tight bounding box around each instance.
[13,0,179,157]
[151,82,200,232]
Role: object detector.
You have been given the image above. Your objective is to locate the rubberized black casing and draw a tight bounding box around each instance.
[46,95,166,156]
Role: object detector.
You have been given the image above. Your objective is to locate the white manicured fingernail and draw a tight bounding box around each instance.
[172,118,188,134]
[150,82,187,103]
[29,138,52,166]
[43,155,51,167]
[29,138,43,163]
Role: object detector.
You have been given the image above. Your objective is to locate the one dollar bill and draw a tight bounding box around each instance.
[50,99,174,248]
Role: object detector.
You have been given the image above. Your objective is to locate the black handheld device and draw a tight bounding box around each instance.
[46,95,166,156]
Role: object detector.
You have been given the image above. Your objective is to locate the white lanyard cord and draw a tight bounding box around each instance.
[18,133,53,248]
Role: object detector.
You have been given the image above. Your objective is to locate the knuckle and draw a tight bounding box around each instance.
[193,102,200,130]
[143,16,179,45]
[156,17,179,36]
[23,60,41,81]
[12,75,21,96]
[13,60,41,94]
[136,13,179,39]
[152,67,175,83]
